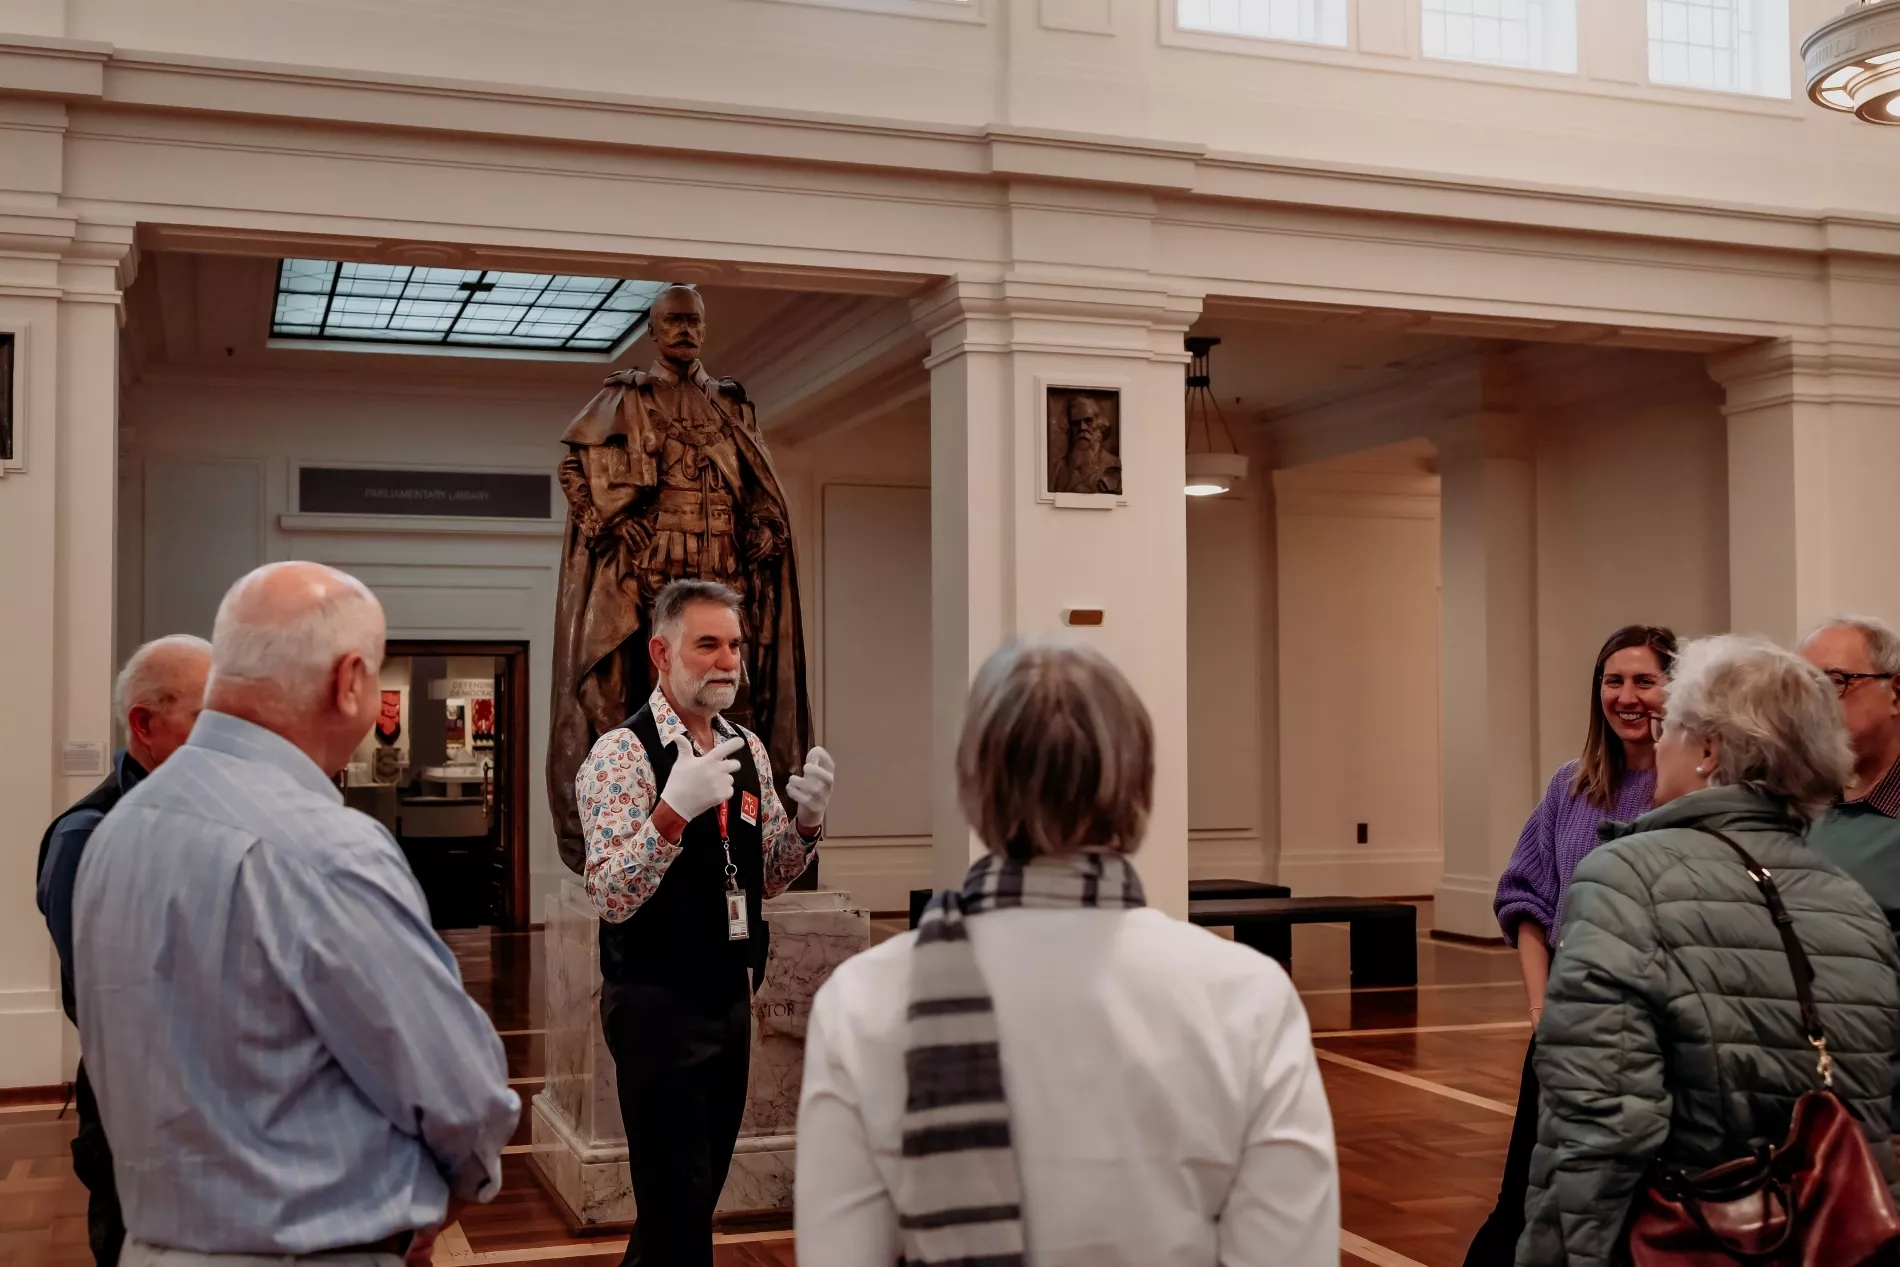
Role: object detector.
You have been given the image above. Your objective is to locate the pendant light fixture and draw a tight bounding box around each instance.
[1184,336,1248,497]
[1803,1,1900,123]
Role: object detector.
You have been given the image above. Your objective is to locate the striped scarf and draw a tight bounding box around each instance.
[897,851,1147,1267]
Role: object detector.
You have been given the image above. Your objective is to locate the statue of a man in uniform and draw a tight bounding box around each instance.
[547,285,810,871]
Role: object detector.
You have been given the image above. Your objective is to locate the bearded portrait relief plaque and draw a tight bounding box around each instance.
[1045,386,1122,503]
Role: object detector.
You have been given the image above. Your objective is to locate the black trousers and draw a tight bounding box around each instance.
[602,981,752,1267]
[71,1061,125,1267]
[1463,1038,1540,1267]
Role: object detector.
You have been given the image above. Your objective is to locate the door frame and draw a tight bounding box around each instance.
[385,639,533,930]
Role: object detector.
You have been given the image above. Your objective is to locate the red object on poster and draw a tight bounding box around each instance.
[375,690,402,745]
[472,696,496,748]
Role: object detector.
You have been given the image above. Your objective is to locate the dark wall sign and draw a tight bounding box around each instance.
[299,466,552,519]
[0,332,13,462]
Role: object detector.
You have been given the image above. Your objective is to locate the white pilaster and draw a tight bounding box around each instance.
[1710,340,1900,644]
[913,278,1202,917]
[0,210,132,1087]
[1433,414,1537,939]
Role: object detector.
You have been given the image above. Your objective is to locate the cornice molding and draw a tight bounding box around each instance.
[0,35,109,100]
[1708,338,1900,412]
[912,277,1204,363]
[0,209,137,297]
[10,40,1900,263]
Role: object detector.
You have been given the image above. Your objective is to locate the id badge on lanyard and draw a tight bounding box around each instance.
[720,801,748,942]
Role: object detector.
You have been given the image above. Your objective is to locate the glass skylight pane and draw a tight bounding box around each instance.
[271,258,666,353]
[280,259,335,293]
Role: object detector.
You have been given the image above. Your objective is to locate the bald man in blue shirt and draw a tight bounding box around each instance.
[74,563,519,1267]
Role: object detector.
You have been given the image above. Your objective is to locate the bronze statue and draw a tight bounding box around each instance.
[547,285,810,871]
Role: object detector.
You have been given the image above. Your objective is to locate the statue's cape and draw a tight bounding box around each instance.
[546,363,811,870]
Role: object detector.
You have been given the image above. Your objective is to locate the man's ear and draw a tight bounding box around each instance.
[333,654,366,717]
[126,703,157,748]
[649,634,670,678]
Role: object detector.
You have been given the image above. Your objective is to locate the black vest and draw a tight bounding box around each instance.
[598,705,769,997]
[36,760,131,1023]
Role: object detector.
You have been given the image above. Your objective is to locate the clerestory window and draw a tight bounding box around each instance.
[1420,0,1577,73]
[1647,0,1790,98]
[1176,0,1349,47]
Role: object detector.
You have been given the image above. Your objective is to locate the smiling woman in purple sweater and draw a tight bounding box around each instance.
[1462,624,1677,1267]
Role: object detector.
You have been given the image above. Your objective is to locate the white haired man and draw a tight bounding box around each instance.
[72,562,519,1267]
[574,578,835,1267]
[35,634,211,1267]
[1801,614,1900,929]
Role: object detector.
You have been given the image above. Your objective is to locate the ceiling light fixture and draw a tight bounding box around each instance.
[1184,336,1248,498]
[1803,1,1900,123]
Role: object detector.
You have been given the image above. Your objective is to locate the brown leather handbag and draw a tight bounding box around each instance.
[1627,827,1900,1267]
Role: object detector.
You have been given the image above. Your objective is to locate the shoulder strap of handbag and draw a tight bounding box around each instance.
[1694,825,1834,1088]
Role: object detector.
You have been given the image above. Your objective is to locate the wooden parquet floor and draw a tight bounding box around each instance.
[1,907,1527,1267]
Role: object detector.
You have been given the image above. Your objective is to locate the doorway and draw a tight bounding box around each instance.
[341,640,532,930]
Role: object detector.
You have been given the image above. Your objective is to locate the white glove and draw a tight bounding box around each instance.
[786,745,836,832]
[659,735,744,824]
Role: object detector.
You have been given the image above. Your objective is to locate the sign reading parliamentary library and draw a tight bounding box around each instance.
[299,466,552,519]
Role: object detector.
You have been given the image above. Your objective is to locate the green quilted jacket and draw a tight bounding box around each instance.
[1516,785,1900,1267]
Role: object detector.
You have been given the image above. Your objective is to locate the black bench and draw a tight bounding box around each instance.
[1188,897,1418,988]
[1190,878,1292,902]
[910,877,1294,928]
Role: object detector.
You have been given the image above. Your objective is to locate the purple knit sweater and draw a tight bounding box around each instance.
[1493,759,1657,946]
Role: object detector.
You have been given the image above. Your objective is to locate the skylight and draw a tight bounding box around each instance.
[271,259,666,353]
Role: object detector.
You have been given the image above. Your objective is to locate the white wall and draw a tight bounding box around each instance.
[1530,351,1730,780]
[1273,458,1443,896]
[1186,464,1278,882]
[121,374,573,914]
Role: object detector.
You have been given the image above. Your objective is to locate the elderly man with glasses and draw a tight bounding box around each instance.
[1800,615,1900,933]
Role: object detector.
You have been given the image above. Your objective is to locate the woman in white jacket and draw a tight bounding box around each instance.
[794,639,1339,1267]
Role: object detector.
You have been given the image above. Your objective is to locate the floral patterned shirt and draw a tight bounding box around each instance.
[576,686,815,923]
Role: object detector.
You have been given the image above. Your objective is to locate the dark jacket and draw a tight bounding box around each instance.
[35,750,145,1023]
[1517,785,1900,1267]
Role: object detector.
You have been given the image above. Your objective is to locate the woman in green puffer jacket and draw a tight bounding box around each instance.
[1517,634,1900,1267]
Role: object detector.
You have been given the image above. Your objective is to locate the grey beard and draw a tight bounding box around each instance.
[673,665,739,713]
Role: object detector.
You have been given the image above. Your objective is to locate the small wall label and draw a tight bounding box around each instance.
[61,741,107,777]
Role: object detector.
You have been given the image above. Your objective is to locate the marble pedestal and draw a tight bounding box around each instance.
[530,878,870,1227]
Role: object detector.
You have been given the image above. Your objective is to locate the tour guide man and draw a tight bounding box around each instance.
[575,578,834,1265]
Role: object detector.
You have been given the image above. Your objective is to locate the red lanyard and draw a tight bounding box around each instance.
[717,800,738,893]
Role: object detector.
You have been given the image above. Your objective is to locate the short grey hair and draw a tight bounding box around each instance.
[1801,614,1900,675]
[114,634,212,725]
[208,562,384,706]
[1664,634,1853,823]
[652,580,742,646]
[957,639,1154,860]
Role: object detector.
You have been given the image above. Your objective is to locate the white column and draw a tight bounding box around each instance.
[913,279,1202,917]
[1710,340,1900,642]
[0,213,132,1087]
[1433,416,1537,939]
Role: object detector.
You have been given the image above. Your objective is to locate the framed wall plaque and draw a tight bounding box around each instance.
[1042,383,1124,509]
[0,331,13,465]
